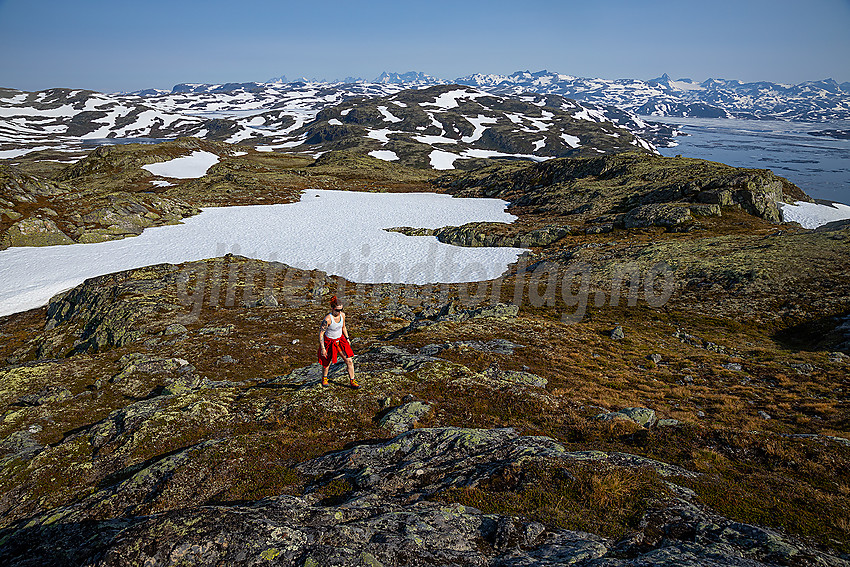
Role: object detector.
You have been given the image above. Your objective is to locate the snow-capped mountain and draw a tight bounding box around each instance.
[374,71,446,85]
[3,68,846,166]
[279,85,654,169]
[0,80,665,164]
[456,70,850,121]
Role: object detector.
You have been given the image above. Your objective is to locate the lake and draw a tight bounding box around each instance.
[651,117,850,203]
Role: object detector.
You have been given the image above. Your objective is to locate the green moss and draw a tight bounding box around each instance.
[260,547,281,560]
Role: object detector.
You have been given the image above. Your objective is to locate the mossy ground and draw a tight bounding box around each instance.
[1,144,849,556]
[1,259,848,552]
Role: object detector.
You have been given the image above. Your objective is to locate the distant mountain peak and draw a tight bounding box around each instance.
[374,71,443,84]
[648,73,672,85]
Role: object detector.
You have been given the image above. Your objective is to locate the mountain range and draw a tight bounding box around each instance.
[146,69,850,121]
[1,69,848,170]
[456,71,850,121]
[0,82,669,168]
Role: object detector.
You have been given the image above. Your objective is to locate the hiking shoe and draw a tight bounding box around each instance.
[349,379,360,389]
[321,376,329,387]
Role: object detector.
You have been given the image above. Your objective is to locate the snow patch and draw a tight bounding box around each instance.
[460,149,551,162]
[429,150,459,170]
[141,151,219,178]
[413,134,458,145]
[377,106,403,123]
[461,115,498,143]
[366,129,396,143]
[780,201,850,229]
[421,89,487,110]
[561,134,581,148]
[0,147,45,159]
[368,150,399,161]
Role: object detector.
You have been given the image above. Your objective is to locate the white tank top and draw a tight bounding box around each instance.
[325,313,343,339]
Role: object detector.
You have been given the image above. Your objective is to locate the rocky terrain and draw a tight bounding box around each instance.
[0,138,849,565]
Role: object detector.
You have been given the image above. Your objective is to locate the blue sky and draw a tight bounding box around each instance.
[0,0,848,92]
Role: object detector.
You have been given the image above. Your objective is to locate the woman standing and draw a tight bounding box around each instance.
[318,296,360,388]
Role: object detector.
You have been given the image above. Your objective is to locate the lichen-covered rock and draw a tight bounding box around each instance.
[389,301,520,338]
[419,338,524,356]
[0,430,44,463]
[437,152,803,228]
[476,365,547,388]
[0,216,74,248]
[433,222,571,248]
[622,203,693,229]
[162,323,188,335]
[619,407,658,427]
[37,269,173,356]
[0,427,844,566]
[596,407,657,428]
[15,386,72,407]
[378,401,432,434]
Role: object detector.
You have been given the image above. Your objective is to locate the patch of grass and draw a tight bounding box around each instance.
[315,477,357,506]
[682,471,850,554]
[434,459,671,540]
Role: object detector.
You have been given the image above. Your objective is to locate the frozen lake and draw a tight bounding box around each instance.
[653,117,850,203]
[0,190,526,317]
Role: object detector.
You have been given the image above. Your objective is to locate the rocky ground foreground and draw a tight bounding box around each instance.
[0,140,848,566]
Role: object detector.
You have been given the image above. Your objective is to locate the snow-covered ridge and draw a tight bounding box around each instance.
[0,81,661,165]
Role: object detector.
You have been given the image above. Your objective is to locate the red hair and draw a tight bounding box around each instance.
[330,295,341,309]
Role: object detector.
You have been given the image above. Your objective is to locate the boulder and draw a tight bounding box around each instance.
[378,401,432,434]
[15,386,72,407]
[622,203,693,229]
[596,407,657,427]
[434,223,571,248]
[1,217,74,249]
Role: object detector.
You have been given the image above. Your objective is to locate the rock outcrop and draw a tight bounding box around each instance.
[437,152,810,229]
[1,428,843,566]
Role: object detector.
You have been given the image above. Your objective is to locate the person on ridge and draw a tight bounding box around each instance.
[318,296,359,388]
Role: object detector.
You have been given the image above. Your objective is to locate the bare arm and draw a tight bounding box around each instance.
[318,317,329,351]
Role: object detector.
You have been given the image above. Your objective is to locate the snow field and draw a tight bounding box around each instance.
[0,190,525,316]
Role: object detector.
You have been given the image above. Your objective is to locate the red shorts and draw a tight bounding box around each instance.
[318,335,353,366]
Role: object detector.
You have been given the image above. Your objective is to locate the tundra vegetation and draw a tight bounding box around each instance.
[0,137,848,566]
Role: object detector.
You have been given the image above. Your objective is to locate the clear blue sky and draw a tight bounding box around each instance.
[1,0,848,92]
